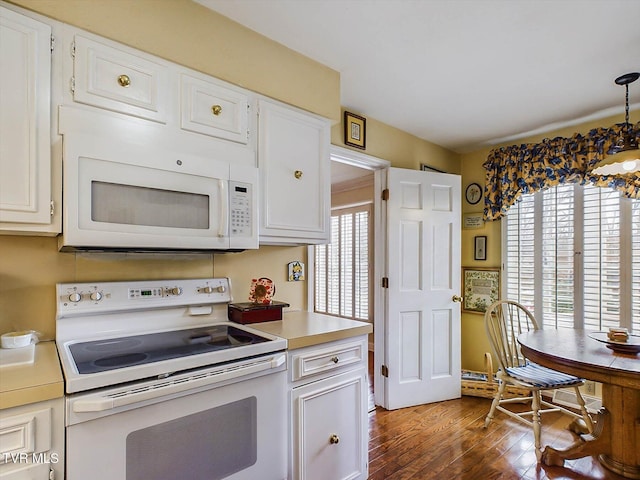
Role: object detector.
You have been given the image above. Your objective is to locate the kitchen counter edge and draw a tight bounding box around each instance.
[0,341,64,410]
[249,311,373,349]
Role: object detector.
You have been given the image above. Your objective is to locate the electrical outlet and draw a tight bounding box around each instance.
[584,380,596,396]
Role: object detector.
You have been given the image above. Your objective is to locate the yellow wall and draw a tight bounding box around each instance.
[331,109,461,173]
[459,110,636,372]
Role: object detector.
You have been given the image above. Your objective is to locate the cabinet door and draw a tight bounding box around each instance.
[258,99,330,244]
[291,369,368,480]
[0,7,52,227]
[180,74,249,144]
[73,34,168,123]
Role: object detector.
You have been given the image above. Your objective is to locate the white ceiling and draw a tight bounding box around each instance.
[196,0,640,154]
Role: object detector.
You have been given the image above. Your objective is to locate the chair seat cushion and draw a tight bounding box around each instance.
[505,362,584,388]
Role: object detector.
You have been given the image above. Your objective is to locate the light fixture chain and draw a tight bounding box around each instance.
[625,83,630,126]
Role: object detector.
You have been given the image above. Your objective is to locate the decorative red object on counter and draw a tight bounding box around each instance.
[228,301,290,324]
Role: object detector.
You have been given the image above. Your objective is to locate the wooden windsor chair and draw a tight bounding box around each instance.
[483,300,594,461]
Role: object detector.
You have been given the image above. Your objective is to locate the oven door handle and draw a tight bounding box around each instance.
[72,353,286,413]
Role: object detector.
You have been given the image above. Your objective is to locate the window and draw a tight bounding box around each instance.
[504,184,640,333]
[315,205,371,321]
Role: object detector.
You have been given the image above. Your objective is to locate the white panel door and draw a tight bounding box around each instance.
[384,167,461,410]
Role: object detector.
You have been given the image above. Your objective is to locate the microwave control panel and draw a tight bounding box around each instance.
[229,181,252,237]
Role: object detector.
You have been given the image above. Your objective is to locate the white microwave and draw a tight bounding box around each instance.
[59,132,258,252]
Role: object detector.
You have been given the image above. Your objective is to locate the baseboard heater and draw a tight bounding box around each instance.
[551,389,602,414]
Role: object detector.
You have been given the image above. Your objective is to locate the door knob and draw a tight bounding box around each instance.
[329,434,340,444]
[452,295,463,303]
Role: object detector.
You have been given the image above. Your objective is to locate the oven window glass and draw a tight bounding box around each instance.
[126,397,257,480]
[91,181,210,229]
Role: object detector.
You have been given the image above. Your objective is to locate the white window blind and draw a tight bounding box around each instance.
[314,205,371,321]
[505,184,640,333]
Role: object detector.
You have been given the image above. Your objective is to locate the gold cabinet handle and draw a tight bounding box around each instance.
[331,356,339,364]
[294,170,303,179]
[452,295,463,303]
[329,434,340,445]
[117,74,131,87]
[211,104,222,116]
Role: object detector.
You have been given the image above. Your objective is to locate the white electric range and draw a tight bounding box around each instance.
[56,277,288,480]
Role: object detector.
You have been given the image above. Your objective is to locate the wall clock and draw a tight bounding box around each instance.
[465,183,482,205]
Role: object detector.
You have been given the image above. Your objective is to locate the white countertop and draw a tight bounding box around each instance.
[249,311,373,349]
[0,341,64,409]
[0,313,371,409]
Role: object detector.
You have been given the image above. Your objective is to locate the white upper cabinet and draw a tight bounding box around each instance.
[0,5,56,233]
[72,34,169,123]
[257,99,330,245]
[180,73,249,144]
[70,33,253,148]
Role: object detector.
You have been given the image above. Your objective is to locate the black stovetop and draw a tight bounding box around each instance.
[69,325,270,374]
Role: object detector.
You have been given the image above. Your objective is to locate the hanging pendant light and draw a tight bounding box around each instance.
[591,72,640,175]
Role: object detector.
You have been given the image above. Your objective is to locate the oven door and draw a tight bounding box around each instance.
[66,354,287,480]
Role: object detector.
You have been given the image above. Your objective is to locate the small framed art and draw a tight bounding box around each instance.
[344,111,366,150]
[420,163,447,174]
[474,236,487,261]
[463,212,484,229]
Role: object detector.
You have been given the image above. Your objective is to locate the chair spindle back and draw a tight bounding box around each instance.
[484,300,539,371]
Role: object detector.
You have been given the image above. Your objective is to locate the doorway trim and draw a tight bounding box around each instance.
[307,145,390,407]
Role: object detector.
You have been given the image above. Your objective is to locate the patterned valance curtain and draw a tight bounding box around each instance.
[483,122,640,221]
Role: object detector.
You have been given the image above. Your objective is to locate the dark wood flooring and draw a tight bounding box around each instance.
[367,352,625,480]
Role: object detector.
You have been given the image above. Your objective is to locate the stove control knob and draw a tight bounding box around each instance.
[90,291,103,301]
[68,292,82,303]
[215,285,226,293]
[201,286,214,294]
[169,287,182,296]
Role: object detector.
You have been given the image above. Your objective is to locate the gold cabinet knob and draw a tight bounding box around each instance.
[329,434,340,445]
[294,170,303,179]
[211,104,222,116]
[117,74,131,87]
[331,356,339,364]
[452,295,463,303]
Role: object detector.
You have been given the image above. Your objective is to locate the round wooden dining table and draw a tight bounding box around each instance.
[518,329,640,479]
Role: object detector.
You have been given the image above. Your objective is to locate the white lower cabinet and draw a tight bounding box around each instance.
[289,336,368,480]
[0,398,64,480]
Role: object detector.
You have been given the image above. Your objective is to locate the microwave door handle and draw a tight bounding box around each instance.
[218,179,227,238]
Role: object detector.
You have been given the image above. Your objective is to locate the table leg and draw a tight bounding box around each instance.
[599,385,640,479]
[541,407,610,466]
[541,385,640,480]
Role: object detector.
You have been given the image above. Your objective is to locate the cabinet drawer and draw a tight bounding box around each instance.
[291,339,366,383]
[180,74,249,144]
[73,35,168,123]
[0,408,51,462]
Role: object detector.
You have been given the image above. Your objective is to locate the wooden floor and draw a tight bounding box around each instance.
[367,353,625,480]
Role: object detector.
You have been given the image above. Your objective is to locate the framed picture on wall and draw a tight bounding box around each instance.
[474,236,487,261]
[462,267,500,314]
[463,212,484,229]
[344,111,366,150]
[420,163,448,174]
